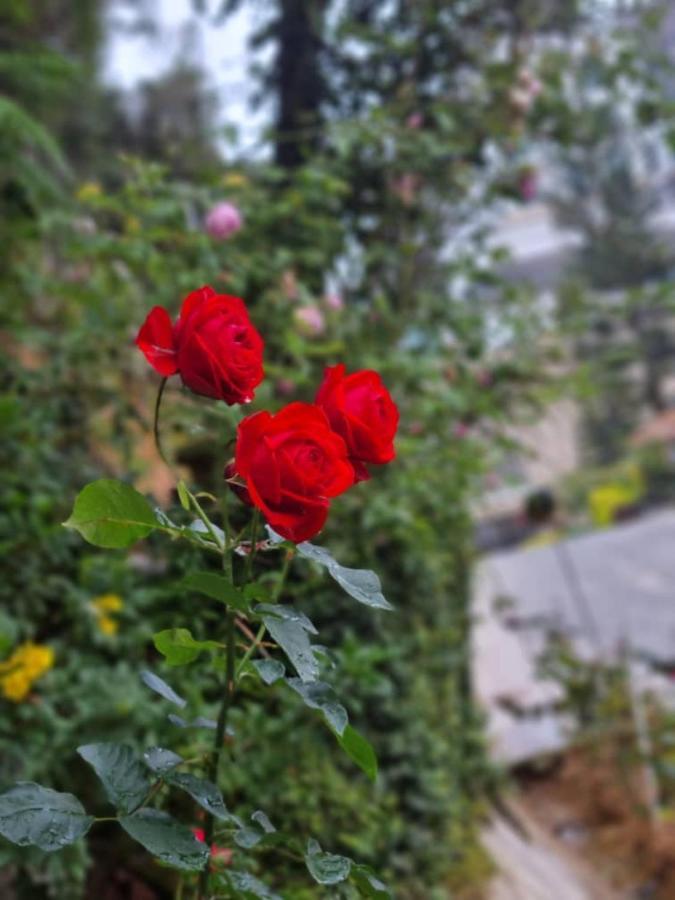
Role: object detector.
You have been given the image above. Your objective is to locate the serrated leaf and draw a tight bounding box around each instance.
[305,838,351,885]
[286,678,348,736]
[336,726,378,782]
[0,783,93,851]
[351,865,392,898]
[165,772,231,821]
[153,628,220,666]
[63,479,157,548]
[252,659,285,685]
[141,670,187,707]
[119,809,209,871]
[256,604,319,683]
[181,572,249,609]
[77,743,150,813]
[143,747,183,775]
[227,870,282,899]
[296,542,392,610]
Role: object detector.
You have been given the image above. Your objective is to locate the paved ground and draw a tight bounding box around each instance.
[484,801,619,900]
[473,508,675,764]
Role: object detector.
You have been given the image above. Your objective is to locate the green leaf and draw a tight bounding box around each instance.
[141,670,187,707]
[63,479,158,548]
[143,747,183,775]
[119,809,209,871]
[351,865,392,898]
[336,726,378,782]
[227,870,282,899]
[177,480,190,511]
[251,810,276,833]
[153,628,220,666]
[256,604,319,683]
[234,826,264,849]
[252,659,285,685]
[77,743,150,814]
[305,838,351,885]
[165,772,231,821]
[296,542,392,610]
[180,572,249,610]
[286,678,348,736]
[167,713,218,730]
[0,783,93,851]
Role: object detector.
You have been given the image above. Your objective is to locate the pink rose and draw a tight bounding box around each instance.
[324,293,343,311]
[205,202,243,240]
[294,306,325,337]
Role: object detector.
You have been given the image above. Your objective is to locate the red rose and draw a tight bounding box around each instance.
[136,285,264,405]
[234,403,354,542]
[315,364,399,481]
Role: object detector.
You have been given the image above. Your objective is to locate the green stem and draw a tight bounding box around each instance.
[235,548,294,682]
[197,505,235,900]
[153,376,169,467]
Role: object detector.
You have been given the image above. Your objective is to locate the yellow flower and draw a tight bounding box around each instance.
[125,215,141,234]
[2,671,32,702]
[98,615,119,637]
[92,594,124,613]
[91,594,123,636]
[76,181,103,202]
[222,172,248,189]
[0,642,54,703]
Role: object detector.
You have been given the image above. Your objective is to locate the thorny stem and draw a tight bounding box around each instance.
[235,548,294,682]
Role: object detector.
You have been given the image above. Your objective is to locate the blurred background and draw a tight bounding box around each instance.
[4,0,675,897]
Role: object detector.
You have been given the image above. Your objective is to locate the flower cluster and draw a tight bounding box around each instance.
[137,287,399,543]
[90,593,124,636]
[0,642,54,703]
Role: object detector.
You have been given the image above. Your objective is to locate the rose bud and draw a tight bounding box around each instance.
[135,285,264,405]
[205,202,243,240]
[315,364,399,482]
[234,402,354,543]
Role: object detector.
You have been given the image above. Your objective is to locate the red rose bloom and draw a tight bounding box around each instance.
[234,403,354,542]
[136,286,264,405]
[315,364,399,481]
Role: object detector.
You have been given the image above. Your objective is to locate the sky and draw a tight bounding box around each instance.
[103,0,269,150]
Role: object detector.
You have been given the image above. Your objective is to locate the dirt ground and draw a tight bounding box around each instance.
[485,746,675,900]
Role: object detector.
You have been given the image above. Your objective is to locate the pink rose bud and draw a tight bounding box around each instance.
[406,112,423,129]
[294,306,325,337]
[324,293,343,311]
[453,422,470,439]
[205,202,242,240]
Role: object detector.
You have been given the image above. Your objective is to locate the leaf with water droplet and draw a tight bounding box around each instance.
[0,782,93,851]
[252,659,285,685]
[296,542,393,610]
[77,743,150,814]
[141,670,186,707]
[143,747,183,776]
[305,838,351,885]
[256,604,319,683]
[227,870,282,899]
[164,772,232,822]
[286,678,348,736]
[119,808,209,871]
